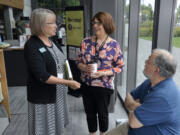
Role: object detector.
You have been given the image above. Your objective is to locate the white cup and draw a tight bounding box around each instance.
[90,63,97,73]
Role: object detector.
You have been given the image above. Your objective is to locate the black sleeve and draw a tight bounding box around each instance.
[24,41,51,83]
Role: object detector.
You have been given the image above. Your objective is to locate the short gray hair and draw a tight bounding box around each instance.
[30,8,55,36]
[153,49,177,78]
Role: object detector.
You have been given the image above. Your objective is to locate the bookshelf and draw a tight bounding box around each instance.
[0,49,11,119]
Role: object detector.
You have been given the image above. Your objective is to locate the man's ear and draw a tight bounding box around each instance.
[155,66,160,73]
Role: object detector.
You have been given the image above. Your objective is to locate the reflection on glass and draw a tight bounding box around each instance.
[172,0,180,89]
[65,0,80,6]
[31,0,81,26]
[137,0,155,86]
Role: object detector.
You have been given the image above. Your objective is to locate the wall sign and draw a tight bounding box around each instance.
[65,7,84,46]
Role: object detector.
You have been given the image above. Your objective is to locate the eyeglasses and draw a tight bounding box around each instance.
[91,21,101,26]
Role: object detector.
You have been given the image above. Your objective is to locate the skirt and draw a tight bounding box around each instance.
[28,84,69,135]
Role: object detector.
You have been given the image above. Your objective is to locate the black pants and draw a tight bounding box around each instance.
[81,84,113,133]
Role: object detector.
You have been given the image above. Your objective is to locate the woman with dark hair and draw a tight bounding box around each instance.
[76,11,124,135]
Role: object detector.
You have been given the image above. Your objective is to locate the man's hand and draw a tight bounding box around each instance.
[125,93,140,111]
[125,93,135,111]
[125,93,143,128]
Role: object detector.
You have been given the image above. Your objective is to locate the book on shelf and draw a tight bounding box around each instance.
[65,60,73,80]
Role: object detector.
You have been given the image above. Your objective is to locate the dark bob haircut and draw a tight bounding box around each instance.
[92,11,115,35]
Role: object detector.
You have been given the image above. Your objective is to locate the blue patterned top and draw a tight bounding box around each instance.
[76,37,124,89]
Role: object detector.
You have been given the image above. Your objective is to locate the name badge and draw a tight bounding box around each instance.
[39,47,46,53]
[57,73,63,79]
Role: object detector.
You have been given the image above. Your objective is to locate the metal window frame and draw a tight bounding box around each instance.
[152,0,176,51]
[126,0,140,92]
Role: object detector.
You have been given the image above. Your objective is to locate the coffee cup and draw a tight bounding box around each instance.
[91,63,97,73]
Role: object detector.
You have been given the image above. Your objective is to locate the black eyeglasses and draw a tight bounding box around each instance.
[91,21,101,26]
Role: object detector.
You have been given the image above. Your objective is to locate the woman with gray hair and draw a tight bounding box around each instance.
[24,8,80,135]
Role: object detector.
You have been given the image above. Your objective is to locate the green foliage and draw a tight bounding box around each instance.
[139,21,153,37]
[140,4,154,22]
[175,5,180,24]
[139,27,153,37]
[140,20,153,27]
[140,37,180,48]
[65,0,80,6]
[174,27,180,37]
[125,4,129,22]
[125,4,153,23]
[173,37,180,48]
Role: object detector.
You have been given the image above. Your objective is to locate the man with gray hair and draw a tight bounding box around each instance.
[106,49,180,135]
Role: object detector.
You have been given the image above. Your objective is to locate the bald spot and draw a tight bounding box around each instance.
[153,49,174,61]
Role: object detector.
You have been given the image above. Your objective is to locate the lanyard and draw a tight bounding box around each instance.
[94,36,108,62]
[49,40,61,70]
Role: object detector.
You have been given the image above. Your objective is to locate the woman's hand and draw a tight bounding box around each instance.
[91,71,104,78]
[68,80,81,90]
[86,64,96,74]
[91,70,113,78]
[78,63,96,74]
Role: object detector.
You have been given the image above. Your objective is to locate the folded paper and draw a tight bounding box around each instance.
[65,60,73,80]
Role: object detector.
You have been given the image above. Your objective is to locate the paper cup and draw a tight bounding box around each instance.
[91,63,97,73]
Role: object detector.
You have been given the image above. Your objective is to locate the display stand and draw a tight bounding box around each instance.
[4,46,27,86]
[0,49,11,119]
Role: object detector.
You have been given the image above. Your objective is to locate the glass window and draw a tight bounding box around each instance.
[172,0,180,89]
[136,0,155,86]
[117,0,129,100]
[65,0,80,6]
[31,0,81,24]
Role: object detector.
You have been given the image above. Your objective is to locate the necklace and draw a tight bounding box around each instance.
[94,35,108,62]
[95,36,108,50]
[49,40,61,70]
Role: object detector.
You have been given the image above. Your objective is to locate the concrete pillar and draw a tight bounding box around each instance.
[126,0,140,92]
[152,0,176,51]
[82,0,92,37]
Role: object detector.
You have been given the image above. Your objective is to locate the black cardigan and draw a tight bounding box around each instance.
[24,35,63,104]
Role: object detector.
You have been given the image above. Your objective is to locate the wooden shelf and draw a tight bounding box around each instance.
[0,49,11,118]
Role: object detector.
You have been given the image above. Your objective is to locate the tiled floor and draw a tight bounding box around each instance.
[1,86,127,135]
